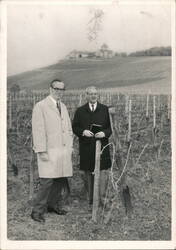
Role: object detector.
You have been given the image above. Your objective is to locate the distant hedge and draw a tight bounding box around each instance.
[129,46,171,56]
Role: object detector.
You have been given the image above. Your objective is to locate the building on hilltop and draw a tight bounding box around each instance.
[66,50,96,59]
[96,43,114,58]
[66,44,114,59]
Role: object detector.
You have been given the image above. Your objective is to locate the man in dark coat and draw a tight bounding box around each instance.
[72,86,112,207]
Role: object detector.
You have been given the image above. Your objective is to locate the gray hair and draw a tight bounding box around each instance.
[85,86,97,94]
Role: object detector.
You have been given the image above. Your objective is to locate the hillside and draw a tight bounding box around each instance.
[7,56,171,93]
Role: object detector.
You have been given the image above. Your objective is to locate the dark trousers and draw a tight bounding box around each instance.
[84,170,109,205]
[32,178,61,215]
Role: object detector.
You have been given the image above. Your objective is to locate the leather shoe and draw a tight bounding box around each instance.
[31,212,45,223]
[47,207,67,215]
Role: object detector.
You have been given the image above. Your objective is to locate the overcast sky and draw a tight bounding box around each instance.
[7,2,172,76]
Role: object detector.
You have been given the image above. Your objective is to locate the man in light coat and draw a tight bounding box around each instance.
[31,79,73,223]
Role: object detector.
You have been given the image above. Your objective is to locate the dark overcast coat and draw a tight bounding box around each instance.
[72,102,112,172]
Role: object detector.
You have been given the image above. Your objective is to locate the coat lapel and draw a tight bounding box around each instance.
[45,96,60,116]
[95,102,101,112]
[84,102,100,113]
[85,103,91,113]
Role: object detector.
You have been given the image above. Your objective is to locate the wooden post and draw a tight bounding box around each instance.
[109,92,111,105]
[127,99,132,142]
[125,95,129,114]
[158,95,160,111]
[109,106,122,150]
[146,94,149,118]
[92,140,101,222]
[79,93,82,106]
[33,94,36,108]
[153,96,156,129]
[153,95,156,144]
[109,107,116,136]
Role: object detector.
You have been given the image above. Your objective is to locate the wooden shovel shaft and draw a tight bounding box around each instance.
[92,140,101,222]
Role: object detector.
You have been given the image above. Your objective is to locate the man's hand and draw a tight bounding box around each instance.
[83,130,94,137]
[95,131,105,138]
[38,152,49,161]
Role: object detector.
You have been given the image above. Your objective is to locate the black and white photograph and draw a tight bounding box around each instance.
[0,0,175,249]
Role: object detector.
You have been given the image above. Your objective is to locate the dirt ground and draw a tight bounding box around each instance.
[6,92,171,241]
[7,129,171,241]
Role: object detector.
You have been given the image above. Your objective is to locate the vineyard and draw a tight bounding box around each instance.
[7,90,171,240]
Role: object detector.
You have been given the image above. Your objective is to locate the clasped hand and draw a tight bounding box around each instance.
[95,131,105,138]
[83,130,105,138]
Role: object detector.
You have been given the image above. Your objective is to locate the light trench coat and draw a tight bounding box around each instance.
[32,96,73,178]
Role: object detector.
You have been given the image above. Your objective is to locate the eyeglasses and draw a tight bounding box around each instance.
[52,87,65,91]
[87,92,98,95]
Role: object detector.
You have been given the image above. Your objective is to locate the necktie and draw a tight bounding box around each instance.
[91,104,94,112]
[57,101,61,114]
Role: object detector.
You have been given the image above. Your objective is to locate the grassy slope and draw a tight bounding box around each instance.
[7,56,171,93]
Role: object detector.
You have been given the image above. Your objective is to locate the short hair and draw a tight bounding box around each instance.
[50,79,63,88]
[85,86,97,94]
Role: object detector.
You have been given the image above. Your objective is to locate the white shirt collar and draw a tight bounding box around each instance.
[49,95,60,106]
[89,102,97,111]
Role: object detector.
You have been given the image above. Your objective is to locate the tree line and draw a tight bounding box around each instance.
[128,46,171,57]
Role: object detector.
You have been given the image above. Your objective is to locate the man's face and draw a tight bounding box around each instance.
[50,81,65,101]
[86,88,98,104]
